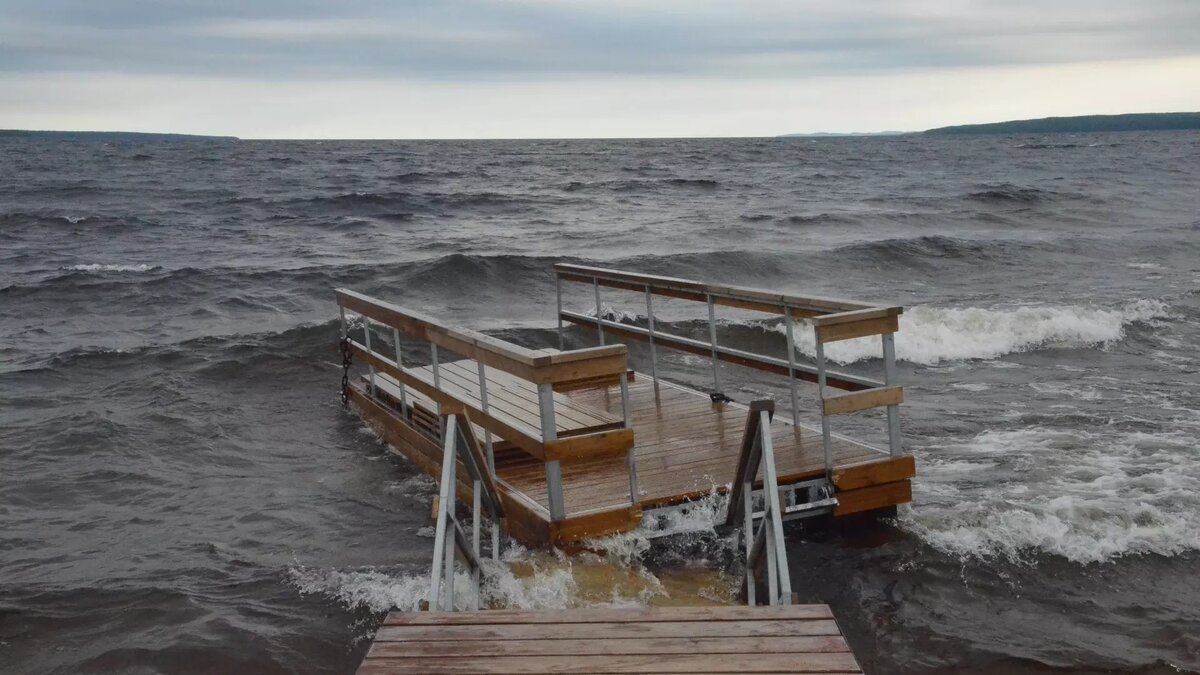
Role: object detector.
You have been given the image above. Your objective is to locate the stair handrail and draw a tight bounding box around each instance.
[428,412,504,611]
[726,400,793,606]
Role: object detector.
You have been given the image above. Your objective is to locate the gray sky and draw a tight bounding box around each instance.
[3,0,1199,138]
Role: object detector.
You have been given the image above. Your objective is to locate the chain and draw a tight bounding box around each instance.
[340,336,352,406]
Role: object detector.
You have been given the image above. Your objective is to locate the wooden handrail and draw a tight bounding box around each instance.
[555,263,900,319]
[336,288,628,384]
[725,400,775,527]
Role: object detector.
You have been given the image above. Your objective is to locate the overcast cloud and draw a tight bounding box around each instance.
[2,0,1199,137]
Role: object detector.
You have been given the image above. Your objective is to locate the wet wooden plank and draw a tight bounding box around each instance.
[382,605,834,625]
[358,604,862,674]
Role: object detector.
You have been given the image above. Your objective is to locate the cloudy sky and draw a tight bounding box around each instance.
[3,0,1199,138]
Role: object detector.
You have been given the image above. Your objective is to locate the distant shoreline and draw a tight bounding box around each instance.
[780,112,1200,138]
[0,129,239,142]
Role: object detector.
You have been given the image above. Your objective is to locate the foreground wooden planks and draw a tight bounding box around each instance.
[359,605,862,674]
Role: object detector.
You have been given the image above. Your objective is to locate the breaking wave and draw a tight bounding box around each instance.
[786,300,1171,365]
[902,428,1200,563]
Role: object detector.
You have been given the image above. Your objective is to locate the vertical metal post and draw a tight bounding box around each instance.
[815,339,833,477]
[619,372,638,505]
[392,327,408,419]
[338,306,347,340]
[707,294,720,394]
[472,480,481,611]
[556,274,565,351]
[743,475,755,605]
[882,332,902,457]
[593,278,604,345]
[645,286,659,399]
[476,361,501,559]
[430,343,441,388]
[363,319,377,397]
[765,522,779,605]
[429,415,457,611]
[783,306,801,428]
[538,383,566,521]
[759,411,792,605]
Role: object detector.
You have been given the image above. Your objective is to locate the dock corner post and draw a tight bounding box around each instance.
[593,278,605,346]
[555,273,565,351]
[644,285,660,400]
[882,332,903,457]
[537,383,567,522]
[706,294,720,396]
[363,319,377,398]
[619,371,638,505]
[783,305,801,434]
[338,306,347,341]
[814,338,834,479]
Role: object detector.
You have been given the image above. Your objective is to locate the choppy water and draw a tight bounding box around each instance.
[2,133,1198,674]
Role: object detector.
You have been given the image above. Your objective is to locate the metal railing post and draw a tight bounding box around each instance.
[759,411,792,605]
[815,339,833,478]
[619,371,638,505]
[882,332,902,457]
[743,469,756,605]
[783,306,801,428]
[430,343,441,420]
[338,306,347,341]
[707,294,720,395]
[645,286,659,399]
[392,327,408,419]
[477,361,500,559]
[429,415,458,611]
[363,319,377,397]
[556,274,564,351]
[593,278,604,345]
[538,383,566,521]
[471,480,482,611]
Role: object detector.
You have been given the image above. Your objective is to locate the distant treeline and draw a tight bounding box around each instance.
[0,129,239,142]
[924,112,1200,136]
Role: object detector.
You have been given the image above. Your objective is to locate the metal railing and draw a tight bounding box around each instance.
[336,288,638,523]
[428,411,504,611]
[554,264,906,474]
[725,401,792,606]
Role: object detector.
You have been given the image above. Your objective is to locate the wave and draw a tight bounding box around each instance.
[61,263,159,273]
[784,300,1171,365]
[966,183,1054,203]
[562,178,718,193]
[902,427,1200,563]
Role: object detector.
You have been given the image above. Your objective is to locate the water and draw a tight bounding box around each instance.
[2,133,1198,674]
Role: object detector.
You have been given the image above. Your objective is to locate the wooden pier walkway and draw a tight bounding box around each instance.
[356,605,863,674]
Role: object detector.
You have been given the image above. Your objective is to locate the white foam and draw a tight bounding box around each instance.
[289,492,741,614]
[901,428,1200,563]
[63,263,156,273]
[783,300,1170,365]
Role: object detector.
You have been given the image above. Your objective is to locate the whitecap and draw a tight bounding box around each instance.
[782,300,1170,365]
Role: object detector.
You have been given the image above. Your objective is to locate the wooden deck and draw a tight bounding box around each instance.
[355,360,914,546]
[357,605,863,674]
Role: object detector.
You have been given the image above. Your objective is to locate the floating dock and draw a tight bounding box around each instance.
[338,264,913,548]
[337,264,914,672]
[356,605,863,674]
